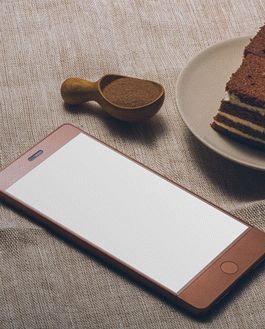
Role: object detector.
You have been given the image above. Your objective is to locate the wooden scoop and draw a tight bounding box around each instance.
[61,75,165,122]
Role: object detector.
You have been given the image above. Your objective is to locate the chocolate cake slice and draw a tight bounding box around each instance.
[212,27,265,149]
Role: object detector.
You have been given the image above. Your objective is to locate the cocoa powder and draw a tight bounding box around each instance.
[102,77,162,108]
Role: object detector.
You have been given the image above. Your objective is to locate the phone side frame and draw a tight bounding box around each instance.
[0,123,264,315]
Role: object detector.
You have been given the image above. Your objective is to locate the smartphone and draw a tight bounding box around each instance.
[0,124,264,315]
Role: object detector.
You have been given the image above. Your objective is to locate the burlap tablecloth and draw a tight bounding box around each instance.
[1,1,265,328]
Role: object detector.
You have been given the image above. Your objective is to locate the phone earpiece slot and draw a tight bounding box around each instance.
[28,150,44,161]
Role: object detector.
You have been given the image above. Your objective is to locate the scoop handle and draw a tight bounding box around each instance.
[61,77,99,105]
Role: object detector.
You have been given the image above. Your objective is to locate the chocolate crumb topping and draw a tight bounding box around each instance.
[226,54,265,108]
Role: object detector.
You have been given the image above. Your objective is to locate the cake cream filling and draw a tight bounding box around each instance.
[213,120,265,144]
[218,112,265,133]
[226,93,265,116]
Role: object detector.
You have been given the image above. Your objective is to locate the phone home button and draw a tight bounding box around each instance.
[220,261,238,274]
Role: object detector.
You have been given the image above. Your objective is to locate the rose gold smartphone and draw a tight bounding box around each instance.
[0,124,264,315]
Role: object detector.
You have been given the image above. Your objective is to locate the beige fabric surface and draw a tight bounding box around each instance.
[0,0,265,328]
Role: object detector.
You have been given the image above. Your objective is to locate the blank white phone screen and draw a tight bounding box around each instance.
[7,133,247,293]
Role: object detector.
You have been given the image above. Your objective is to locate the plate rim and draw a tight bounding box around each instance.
[176,36,265,171]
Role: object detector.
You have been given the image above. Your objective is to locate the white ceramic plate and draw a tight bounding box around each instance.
[176,36,265,171]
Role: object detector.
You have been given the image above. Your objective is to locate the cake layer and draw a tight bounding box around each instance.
[213,113,265,140]
[226,54,265,108]
[244,25,265,57]
[228,93,265,115]
[220,101,265,127]
[218,112,265,133]
[211,121,265,150]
